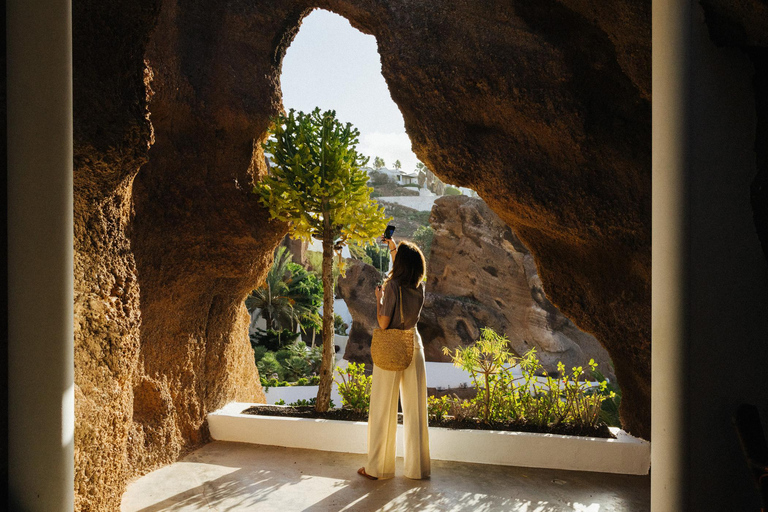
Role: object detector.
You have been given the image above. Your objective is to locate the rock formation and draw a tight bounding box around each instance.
[340,196,614,380]
[73,0,661,508]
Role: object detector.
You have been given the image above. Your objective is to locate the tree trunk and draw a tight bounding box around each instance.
[315,228,335,412]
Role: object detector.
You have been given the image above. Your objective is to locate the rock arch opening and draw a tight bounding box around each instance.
[73,2,652,509]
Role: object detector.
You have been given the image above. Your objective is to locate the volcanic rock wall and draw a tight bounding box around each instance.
[74,0,657,509]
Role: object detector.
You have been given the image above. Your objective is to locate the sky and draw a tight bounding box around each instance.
[281,9,420,172]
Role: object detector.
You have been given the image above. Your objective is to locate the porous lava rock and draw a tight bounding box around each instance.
[74,0,654,509]
[340,196,614,380]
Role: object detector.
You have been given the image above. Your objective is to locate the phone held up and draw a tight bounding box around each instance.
[383,225,396,241]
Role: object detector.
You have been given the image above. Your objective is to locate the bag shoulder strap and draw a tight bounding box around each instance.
[398,287,404,329]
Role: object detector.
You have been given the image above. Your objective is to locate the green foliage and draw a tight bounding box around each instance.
[365,243,389,273]
[275,348,292,366]
[350,241,388,273]
[427,395,451,422]
[275,399,286,405]
[250,328,299,352]
[394,159,401,169]
[335,363,372,415]
[444,186,462,196]
[253,345,268,364]
[334,314,349,336]
[412,225,434,259]
[288,397,336,408]
[373,156,385,169]
[400,183,420,188]
[306,250,340,288]
[297,377,309,386]
[246,246,323,334]
[594,368,622,427]
[443,328,616,429]
[245,246,296,330]
[368,170,390,186]
[255,108,393,412]
[284,355,312,382]
[256,109,389,248]
[257,352,285,381]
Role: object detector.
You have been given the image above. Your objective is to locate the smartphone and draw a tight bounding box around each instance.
[383,225,396,240]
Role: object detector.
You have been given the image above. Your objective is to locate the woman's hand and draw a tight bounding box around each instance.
[379,235,396,251]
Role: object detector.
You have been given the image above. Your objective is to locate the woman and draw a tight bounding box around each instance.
[358,237,430,480]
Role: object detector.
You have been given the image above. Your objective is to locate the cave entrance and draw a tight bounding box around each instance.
[249,8,620,432]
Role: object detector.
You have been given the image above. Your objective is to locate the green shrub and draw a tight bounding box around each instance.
[275,348,292,366]
[412,225,434,259]
[253,345,268,364]
[284,355,311,382]
[335,362,372,415]
[289,397,335,408]
[427,395,451,422]
[297,377,309,386]
[334,314,349,336]
[257,352,285,381]
[250,328,299,352]
[309,375,321,385]
[275,399,286,405]
[443,327,615,429]
[444,186,462,196]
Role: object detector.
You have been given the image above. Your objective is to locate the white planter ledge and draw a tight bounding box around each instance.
[208,402,650,476]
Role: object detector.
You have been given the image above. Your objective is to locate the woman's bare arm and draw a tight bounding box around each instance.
[375,284,392,329]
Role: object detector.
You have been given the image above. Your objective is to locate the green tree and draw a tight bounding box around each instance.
[394,159,402,170]
[373,156,385,169]
[245,246,299,331]
[256,108,390,412]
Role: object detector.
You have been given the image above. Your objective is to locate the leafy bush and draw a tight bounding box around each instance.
[443,327,615,429]
[444,186,462,196]
[364,244,389,273]
[400,183,420,188]
[257,352,285,381]
[594,368,622,427]
[427,395,451,422]
[283,355,312,382]
[296,377,309,386]
[275,399,286,405]
[335,363,372,415]
[250,328,300,352]
[288,397,336,408]
[334,314,349,336]
[253,345,268,364]
[309,375,321,385]
[412,225,434,259]
[274,348,292,366]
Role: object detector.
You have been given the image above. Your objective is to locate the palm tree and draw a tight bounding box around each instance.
[246,247,300,331]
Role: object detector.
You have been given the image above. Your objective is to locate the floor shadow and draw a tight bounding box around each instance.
[124,442,650,512]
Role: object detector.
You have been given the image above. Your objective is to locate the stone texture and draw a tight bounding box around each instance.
[340,196,614,381]
[74,1,655,508]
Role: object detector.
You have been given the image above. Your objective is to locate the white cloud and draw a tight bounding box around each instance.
[358,132,419,172]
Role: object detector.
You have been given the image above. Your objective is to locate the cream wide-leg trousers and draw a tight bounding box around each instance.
[366,330,430,480]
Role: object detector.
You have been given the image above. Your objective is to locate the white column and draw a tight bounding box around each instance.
[651,0,690,510]
[7,0,74,510]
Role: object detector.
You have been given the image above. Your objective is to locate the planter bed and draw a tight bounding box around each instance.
[208,402,650,475]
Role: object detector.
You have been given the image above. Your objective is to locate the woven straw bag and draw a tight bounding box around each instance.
[371,287,415,371]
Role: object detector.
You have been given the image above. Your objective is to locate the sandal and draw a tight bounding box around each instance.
[357,467,378,480]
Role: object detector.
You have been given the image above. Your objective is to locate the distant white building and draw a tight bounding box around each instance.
[364,166,419,186]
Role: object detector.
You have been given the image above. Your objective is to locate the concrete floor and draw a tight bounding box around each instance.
[122,442,650,511]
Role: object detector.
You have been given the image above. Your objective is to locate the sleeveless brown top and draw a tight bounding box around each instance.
[381,280,425,330]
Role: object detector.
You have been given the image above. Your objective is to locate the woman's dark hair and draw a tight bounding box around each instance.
[385,241,426,288]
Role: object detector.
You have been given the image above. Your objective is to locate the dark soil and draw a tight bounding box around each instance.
[241,405,616,439]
